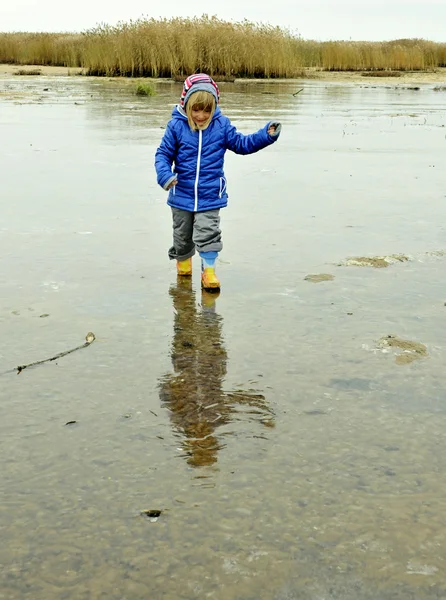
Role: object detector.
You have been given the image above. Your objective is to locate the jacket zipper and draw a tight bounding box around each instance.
[194,130,202,212]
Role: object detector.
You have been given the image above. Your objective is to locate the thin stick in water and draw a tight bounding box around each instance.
[16,332,96,374]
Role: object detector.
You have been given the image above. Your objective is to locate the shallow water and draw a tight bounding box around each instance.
[1,75,446,599]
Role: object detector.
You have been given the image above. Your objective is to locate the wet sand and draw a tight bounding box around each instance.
[1,73,446,599]
[1,62,446,86]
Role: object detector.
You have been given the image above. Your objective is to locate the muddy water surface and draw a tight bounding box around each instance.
[1,76,446,599]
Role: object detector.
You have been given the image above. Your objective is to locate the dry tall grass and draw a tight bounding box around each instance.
[0,32,84,67]
[1,17,445,77]
[79,17,307,77]
[320,39,446,71]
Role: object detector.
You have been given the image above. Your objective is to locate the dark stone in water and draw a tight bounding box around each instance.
[140,509,162,518]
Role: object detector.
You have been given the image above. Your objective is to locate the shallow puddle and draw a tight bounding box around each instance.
[304,273,335,282]
[1,75,446,599]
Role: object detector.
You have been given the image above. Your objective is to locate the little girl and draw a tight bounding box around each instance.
[155,73,281,292]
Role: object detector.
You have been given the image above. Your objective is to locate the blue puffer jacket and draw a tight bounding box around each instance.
[155,106,280,212]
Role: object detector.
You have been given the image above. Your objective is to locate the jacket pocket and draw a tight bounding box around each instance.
[219,177,227,198]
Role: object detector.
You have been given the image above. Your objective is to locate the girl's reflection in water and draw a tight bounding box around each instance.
[158,278,275,468]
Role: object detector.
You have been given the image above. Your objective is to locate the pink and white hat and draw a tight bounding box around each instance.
[180,73,220,108]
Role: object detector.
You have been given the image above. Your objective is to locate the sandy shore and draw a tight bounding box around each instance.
[1,63,446,85]
[309,67,446,85]
[0,64,82,77]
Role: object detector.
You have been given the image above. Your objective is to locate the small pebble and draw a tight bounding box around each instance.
[384,469,396,477]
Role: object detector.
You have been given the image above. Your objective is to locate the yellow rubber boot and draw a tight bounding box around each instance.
[176,257,192,277]
[201,267,220,291]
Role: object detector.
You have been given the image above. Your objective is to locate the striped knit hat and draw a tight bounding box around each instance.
[180,73,220,109]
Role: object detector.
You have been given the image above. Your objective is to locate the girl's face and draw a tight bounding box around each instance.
[185,92,215,131]
[191,106,212,129]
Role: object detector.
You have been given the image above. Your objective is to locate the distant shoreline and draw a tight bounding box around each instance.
[1,64,446,86]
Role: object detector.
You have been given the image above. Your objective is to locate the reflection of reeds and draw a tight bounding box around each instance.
[1,20,445,77]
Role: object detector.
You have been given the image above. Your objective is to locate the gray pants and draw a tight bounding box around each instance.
[169,208,222,261]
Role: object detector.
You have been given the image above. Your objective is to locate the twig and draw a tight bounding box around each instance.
[293,88,304,96]
[13,332,96,375]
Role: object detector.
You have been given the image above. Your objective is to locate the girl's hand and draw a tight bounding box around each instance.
[167,179,178,190]
[268,122,282,136]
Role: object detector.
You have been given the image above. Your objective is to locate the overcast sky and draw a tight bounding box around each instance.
[1,0,445,42]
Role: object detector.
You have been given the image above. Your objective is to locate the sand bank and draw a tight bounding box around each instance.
[1,63,446,86]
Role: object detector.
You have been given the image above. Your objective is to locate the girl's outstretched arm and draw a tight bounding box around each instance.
[155,122,179,190]
[225,120,281,155]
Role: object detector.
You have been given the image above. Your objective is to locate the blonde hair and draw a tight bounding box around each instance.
[185,91,216,131]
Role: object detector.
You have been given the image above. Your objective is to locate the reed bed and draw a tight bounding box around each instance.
[1,17,445,77]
